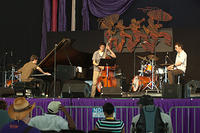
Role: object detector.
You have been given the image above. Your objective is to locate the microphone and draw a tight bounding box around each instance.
[165,52,169,58]
[11,50,13,57]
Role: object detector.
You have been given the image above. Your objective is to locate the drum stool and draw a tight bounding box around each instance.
[177,73,185,85]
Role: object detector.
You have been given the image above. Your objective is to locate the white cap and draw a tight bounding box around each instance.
[47,101,61,114]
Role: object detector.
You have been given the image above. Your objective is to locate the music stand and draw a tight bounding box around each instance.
[99,58,116,67]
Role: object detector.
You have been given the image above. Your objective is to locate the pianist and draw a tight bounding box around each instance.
[17,55,51,95]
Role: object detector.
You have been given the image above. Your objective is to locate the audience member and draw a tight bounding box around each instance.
[29,101,75,132]
[94,102,125,133]
[0,100,13,129]
[130,95,173,133]
[0,97,40,133]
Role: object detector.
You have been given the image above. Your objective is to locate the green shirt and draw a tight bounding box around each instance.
[0,110,12,129]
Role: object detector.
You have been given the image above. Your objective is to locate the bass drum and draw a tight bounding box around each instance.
[6,80,18,88]
[132,76,151,92]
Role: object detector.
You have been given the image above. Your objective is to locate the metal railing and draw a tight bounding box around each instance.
[63,106,140,133]
[32,105,200,133]
[169,106,200,133]
[33,105,167,133]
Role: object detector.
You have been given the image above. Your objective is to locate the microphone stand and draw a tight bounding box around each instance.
[3,51,8,88]
[164,52,174,83]
[166,53,174,64]
[10,50,15,88]
[164,53,168,83]
[54,44,58,97]
[65,52,73,97]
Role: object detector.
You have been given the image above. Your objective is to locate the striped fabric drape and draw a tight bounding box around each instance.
[41,0,70,59]
[51,0,58,32]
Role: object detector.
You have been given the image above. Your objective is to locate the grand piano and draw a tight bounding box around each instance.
[39,38,92,68]
[38,38,93,97]
[39,38,93,80]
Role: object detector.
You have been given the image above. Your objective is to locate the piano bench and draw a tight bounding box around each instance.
[13,81,40,97]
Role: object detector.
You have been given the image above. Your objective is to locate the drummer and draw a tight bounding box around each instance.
[167,42,187,84]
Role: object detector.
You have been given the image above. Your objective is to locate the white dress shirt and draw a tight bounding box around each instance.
[29,114,68,132]
[175,50,187,73]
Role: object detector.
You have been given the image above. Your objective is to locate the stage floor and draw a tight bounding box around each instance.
[122,91,162,98]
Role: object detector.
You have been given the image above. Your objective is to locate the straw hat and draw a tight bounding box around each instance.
[47,101,61,114]
[8,97,35,120]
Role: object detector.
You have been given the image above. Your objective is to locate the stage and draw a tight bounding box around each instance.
[1,97,200,133]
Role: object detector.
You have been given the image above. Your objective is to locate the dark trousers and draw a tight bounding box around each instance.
[31,78,46,96]
[168,69,184,84]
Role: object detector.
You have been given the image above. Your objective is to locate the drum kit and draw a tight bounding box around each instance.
[4,65,21,88]
[132,54,170,93]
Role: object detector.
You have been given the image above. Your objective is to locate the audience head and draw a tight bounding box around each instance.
[47,101,61,114]
[137,95,154,107]
[103,102,114,116]
[0,100,7,110]
[8,97,35,123]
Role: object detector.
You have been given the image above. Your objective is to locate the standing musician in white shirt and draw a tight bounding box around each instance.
[167,42,187,84]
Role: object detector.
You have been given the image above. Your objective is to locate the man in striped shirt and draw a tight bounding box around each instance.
[94,102,125,133]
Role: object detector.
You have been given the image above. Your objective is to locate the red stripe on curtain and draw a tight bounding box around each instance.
[51,0,58,32]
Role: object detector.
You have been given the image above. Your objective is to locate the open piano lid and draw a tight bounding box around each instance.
[39,38,92,70]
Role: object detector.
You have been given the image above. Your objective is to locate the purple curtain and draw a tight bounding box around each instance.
[82,0,134,31]
[82,0,90,31]
[58,0,67,32]
[40,0,67,59]
[40,0,51,59]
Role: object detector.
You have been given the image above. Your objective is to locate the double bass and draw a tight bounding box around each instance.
[96,39,117,93]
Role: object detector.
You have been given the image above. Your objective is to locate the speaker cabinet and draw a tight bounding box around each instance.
[62,80,90,98]
[101,87,122,98]
[0,87,15,97]
[162,83,182,98]
[184,80,200,98]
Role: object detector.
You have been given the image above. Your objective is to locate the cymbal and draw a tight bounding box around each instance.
[7,64,17,67]
[160,64,172,66]
[137,55,148,62]
[14,72,21,75]
[147,55,159,61]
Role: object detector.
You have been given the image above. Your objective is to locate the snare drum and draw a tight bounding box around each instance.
[6,80,18,87]
[132,76,151,92]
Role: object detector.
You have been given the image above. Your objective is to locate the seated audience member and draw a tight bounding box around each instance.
[94,102,125,133]
[130,95,173,133]
[0,97,40,133]
[29,101,75,132]
[0,100,13,129]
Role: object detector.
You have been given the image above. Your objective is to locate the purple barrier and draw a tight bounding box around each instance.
[1,98,200,133]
